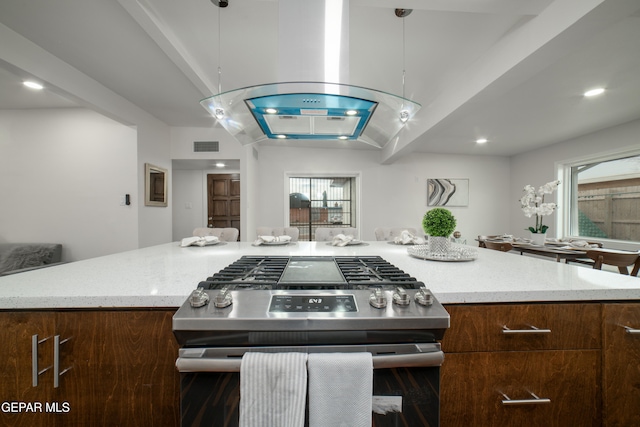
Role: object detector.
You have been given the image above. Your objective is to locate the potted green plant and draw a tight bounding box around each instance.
[422,208,457,253]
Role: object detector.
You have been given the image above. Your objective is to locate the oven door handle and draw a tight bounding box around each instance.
[176,350,444,373]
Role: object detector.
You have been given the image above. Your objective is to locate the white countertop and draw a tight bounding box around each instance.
[1,241,639,309]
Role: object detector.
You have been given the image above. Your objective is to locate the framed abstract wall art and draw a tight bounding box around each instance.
[427,178,469,207]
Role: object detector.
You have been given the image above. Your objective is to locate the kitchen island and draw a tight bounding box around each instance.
[0,241,639,308]
[1,241,638,427]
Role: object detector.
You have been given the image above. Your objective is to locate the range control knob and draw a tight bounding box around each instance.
[369,288,387,309]
[189,288,210,308]
[392,287,411,306]
[415,287,434,307]
[214,287,233,308]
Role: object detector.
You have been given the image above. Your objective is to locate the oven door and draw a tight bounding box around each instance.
[177,343,443,427]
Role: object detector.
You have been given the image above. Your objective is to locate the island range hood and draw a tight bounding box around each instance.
[201,1,420,148]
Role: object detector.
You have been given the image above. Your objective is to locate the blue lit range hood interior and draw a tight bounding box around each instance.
[247,93,375,140]
[200,81,421,148]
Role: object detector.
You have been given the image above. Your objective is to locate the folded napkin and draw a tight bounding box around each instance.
[240,352,308,427]
[308,352,373,427]
[568,240,601,248]
[253,235,292,246]
[559,238,600,248]
[393,230,425,245]
[331,234,354,247]
[179,235,220,247]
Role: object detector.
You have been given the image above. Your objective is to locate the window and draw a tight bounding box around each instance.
[288,176,357,241]
[562,153,640,244]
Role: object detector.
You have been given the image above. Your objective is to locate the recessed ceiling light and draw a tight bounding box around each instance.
[215,162,225,168]
[276,135,287,139]
[345,110,357,116]
[476,138,488,144]
[338,136,349,140]
[23,81,44,90]
[584,88,605,97]
[265,108,278,114]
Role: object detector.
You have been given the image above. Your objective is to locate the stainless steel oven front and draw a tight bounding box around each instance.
[172,256,450,427]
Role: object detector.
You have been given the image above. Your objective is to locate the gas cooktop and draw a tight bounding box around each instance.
[196,255,419,290]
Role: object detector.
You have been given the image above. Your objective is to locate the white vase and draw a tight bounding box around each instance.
[530,232,546,246]
[428,236,451,254]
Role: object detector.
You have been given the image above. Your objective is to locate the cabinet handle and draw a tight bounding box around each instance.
[502,325,551,334]
[53,335,73,388]
[501,391,551,405]
[624,326,640,335]
[32,334,52,387]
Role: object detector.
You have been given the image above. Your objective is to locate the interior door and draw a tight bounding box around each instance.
[207,174,240,240]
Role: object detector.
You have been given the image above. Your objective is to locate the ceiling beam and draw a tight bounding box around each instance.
[0,22,162,128]
[117,0,215,95]
[381,0,640,164]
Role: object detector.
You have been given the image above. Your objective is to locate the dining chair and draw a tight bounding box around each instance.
[585,249,640,276]
[256,226,300,242]
[483,241,513,252]
[314,227,358,241]
[374,227,419,241]
[193,227,239,242]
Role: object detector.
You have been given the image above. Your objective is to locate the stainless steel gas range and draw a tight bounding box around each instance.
[173,255,450,427]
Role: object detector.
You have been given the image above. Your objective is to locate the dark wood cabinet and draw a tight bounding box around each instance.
[602,303,640,427]
[0,312,56,427]
[0,310,180,427]
[442,350,600,427]
[3,301,638,426]
[440,303,602,427]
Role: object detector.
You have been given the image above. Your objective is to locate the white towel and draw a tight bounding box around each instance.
[179,235,220,247]
[331,234,354,247]
[308,352,373,427]
[240,352,308,427]
[253,235,292,246]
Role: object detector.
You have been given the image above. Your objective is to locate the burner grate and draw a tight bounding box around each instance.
[197,255,422,290]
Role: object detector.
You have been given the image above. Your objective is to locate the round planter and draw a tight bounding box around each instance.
[428,236,451,254]
[530,232,547,246]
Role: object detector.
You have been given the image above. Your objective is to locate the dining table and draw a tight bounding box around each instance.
[477,236,593,263]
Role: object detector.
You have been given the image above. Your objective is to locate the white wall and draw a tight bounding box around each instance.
[170,126,244,160]
[136,120,172,248]
[172,169,205,240]
[255,146,511,242]
[0,108,138,261]
[510,118,640,240]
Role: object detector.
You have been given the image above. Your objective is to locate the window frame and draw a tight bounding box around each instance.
[284,172,361,241]
[557,146,640,250]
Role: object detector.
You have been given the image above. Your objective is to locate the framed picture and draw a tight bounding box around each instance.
[427,178,469,207]
[145,163,168,207]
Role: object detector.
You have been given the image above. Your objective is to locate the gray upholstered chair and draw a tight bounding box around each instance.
[192,227,239,242]
[256,226,300,242]
[314,227,358,242]
[374,227,420,241]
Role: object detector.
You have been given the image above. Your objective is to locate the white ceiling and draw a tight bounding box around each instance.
[1,0,639,161]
